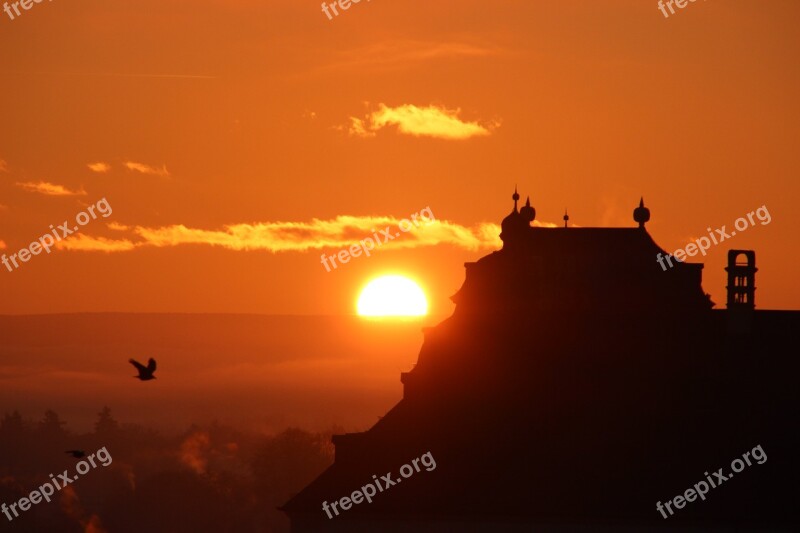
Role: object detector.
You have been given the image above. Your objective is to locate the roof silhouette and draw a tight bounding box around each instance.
[283,192,798,532]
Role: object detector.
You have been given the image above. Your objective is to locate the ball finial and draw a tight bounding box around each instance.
[511,186,520,212]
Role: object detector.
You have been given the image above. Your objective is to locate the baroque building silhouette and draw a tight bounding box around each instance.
[283,191,798,532]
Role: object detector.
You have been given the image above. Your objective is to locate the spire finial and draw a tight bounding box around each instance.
[563,208,569,228]
[520,195,535,222]
[633,197,651,228]
[512,186,520,211]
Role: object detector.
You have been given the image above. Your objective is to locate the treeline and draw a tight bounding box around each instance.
[0,409,339,532]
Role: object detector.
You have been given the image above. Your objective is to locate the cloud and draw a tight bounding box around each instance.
[107,222,130,231]
[55,213,557,254]
[321,40,502,72]
[57,234,138,252]
[16,181,86,196]
[92,72,214,79]
[347,117,376,139]
[123,161,170,177]
[87,162,111,173]
[0,240,6,250]
[0,159,7,172]
[347,104,498,140]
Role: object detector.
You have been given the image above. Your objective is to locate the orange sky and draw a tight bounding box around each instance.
[1,0,798,315]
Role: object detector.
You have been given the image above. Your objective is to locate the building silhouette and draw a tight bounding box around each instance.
[283,192,798,532]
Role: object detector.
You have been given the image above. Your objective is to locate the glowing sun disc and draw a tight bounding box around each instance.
[357,276,428,317]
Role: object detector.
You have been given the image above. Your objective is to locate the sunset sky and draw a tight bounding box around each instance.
[1,0,798,315]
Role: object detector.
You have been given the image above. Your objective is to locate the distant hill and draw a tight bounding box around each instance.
[0,314,439,433]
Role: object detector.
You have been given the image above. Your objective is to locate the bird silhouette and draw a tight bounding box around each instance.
[65,450,85,458]
[129,358,157,381]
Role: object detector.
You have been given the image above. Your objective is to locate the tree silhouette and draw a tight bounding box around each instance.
[0,411,31,474]
[0,410,26,434]
[252,427,333,500]
[95,406,120,436]
[38,409,67,435]
[251,427,334,533]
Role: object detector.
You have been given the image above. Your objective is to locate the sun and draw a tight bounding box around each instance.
[357,275,428,317]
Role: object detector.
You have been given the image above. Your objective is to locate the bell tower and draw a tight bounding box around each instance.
[725,250,757,309]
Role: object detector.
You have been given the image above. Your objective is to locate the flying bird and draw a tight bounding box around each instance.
[129,358,157,381]
[65,450,85,458]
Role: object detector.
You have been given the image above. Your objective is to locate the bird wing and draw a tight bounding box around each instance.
[129,359,147,373]
[147,358,157,373]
